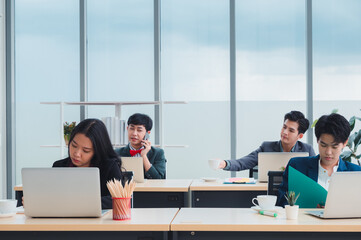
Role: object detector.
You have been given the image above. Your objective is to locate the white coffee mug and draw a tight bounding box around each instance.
[252,195,277,210]
[0,199,17,215]
[208,159,221,170]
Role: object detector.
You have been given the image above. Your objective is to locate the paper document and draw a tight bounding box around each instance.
[16,206,24,214]
[223,177,256,184]
[288,166,328,208]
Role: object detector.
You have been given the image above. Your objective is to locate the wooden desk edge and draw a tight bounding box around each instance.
[0,224,170,231]
[170,224,361,232]
[189,185,268,191]
[135,187,190,192]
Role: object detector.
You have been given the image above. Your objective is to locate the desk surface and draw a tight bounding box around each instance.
[0,208,179,231]
[134,179,192,192]
[171,208,361,232]
[190,179,268,191]
[16,179,268,192]
[15,179,193,193]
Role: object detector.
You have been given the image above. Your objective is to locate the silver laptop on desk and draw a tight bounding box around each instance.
[22,168,103,217]
[121,157,145,183]
[307,172,361,219]
[258,152,309,182]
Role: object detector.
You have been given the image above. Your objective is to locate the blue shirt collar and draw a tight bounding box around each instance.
[280,141,296,152]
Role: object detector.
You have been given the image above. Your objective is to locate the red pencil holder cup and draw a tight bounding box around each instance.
[112,197,131,220]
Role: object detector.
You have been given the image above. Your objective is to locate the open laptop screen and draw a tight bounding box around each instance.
[258,152,309,182]
[307,171,361,218]
[22,168,102,217]
[121,157,145,183]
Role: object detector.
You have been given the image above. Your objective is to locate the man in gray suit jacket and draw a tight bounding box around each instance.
[219,111,316,171]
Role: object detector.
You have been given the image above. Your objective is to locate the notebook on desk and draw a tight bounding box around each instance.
[223,177,256,184]
[307,171,361,219]
[22,168,103,218]
[121,157,145,183]
[258,152,309,182]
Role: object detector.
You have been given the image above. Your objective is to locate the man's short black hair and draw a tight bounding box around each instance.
[284,111,310,134]
[127,113,153,131]
[315,113,350,143]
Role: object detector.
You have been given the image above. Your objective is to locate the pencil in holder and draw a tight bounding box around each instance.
[112,197,131,220]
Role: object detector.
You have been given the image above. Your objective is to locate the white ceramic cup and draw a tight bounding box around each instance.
[252,195,277,210]
[208,159,221,170]
[0,199,17,215]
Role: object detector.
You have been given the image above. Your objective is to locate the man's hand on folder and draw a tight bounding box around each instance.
[317,203,325,208]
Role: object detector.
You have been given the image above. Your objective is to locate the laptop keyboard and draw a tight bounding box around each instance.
[101,210,110,216]
[306,210,324,217]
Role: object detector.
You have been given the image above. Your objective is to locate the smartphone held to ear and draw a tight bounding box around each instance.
[144,132,150,141]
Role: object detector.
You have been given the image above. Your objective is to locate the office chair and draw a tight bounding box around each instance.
[267,171,284,196]
[249,166,258,178]
[122,171,134,184]
[115,158,134,184]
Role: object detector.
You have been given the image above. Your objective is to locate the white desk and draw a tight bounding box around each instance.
[15,179,193,208]
[190,179,268,207]
[171,208,361,239]
[16,179,270,208]
[0,208,178,240]
[135,179,192,192]
[133,179,192,208]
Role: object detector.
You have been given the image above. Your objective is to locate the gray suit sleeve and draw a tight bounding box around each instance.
[309,145,316,157]
[299,142,316,157]
[224,145,264,171]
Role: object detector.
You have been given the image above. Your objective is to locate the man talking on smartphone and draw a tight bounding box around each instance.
[116,113,166,179]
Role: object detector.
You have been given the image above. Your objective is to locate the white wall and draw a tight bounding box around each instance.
[0,0,6,199]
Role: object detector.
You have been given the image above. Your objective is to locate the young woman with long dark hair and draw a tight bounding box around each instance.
[53,118,122,209]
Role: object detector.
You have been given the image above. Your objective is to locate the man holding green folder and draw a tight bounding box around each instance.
[277,113,361,207]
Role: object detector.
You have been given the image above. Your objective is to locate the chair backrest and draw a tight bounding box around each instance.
[267,171,284,196]
[122,171,134,184]
[114,158,134,184]
[249,166,258,178]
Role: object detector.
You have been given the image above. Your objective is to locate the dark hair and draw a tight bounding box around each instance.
[315,113,350,143]
[68,118,120,168]
[284,111,310,134]
[127,113,153,131]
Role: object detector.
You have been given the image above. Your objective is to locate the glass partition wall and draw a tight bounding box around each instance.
[87,0,155,121]
[235,0,307,177]
[7,0,361,193]
[1,0,6,199]
[162,0,230,179]
[14,0,80,185]
[312,0,361,163]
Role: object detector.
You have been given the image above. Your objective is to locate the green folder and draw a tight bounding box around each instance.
[288,166,328,208]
